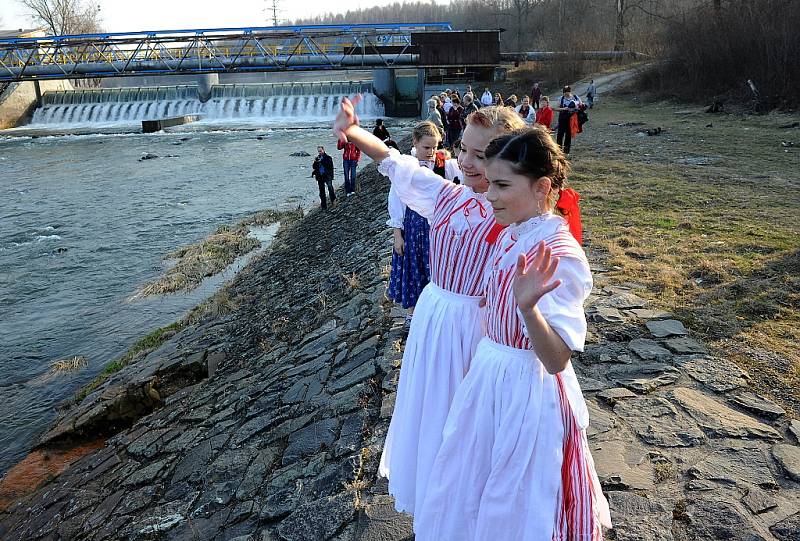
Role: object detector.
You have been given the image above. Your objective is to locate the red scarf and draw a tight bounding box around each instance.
[556,188,583,245]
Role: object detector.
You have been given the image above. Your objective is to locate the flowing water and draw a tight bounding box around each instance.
[29,82,384,128]
[0,81,385,474]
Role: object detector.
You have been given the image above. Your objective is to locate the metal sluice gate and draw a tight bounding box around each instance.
[0,22,453,82]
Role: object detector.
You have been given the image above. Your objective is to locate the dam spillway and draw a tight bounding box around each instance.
[29,81,384,127]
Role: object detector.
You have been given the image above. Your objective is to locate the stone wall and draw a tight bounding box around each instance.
[0,79,73,129]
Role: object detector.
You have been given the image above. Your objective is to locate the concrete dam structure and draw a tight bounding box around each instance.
[26,81,385,127]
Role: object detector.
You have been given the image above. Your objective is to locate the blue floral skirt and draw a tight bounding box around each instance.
[388,207,431,309]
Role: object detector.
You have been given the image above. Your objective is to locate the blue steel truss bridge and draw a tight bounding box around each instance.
[0,23,485,82]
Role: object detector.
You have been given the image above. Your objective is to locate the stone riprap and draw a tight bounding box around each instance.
[1,158,800,540]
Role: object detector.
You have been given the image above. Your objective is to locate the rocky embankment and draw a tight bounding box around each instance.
[1,156,800,540]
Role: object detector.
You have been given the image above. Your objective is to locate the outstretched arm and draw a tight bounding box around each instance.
[334,95,391,163]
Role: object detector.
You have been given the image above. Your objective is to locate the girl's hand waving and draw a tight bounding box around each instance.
[513,241,561,312]
[334,95,362,143]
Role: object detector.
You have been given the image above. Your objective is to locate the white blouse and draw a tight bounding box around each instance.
[486,213,592,351]
[378,149,501,296]
[386,158,461,228]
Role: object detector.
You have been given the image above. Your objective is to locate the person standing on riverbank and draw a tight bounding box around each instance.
[311,146,336,210]
[334,97,526,526]
[415,128,610,541]
[531,82,542,109]
[387,121,460,325]
[586,79,597,108]
[555,86,582,154]
[535,96,554,130]
[337,137,361,196]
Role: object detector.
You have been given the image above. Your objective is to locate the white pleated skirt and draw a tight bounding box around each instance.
[379,281,485,518]
[415,337,569,541]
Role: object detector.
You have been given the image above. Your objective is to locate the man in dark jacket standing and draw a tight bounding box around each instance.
[312,146,336,209]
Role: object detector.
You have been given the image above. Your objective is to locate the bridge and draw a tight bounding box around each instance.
[0,23,507,82]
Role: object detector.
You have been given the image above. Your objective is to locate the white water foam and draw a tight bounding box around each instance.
[29,85,385,127]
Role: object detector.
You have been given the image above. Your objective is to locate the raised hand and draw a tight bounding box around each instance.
[512,241,561,312]
[333,94,362,143]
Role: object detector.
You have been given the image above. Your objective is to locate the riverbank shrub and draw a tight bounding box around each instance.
[638,0,800,110]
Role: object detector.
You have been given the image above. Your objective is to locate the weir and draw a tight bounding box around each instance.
[30,81,383,126]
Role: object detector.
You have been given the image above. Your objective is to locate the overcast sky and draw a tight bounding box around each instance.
[0,0,449,33]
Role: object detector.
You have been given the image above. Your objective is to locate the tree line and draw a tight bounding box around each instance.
[293,0,799,109]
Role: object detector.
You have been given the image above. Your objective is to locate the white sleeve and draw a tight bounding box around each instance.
[377,149,448,221]
[386,184,407,229]
[444,158,462,182]
[518,256,592,352]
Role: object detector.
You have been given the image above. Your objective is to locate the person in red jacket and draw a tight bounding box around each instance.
[535,95,554,130]
[337,138,362,195]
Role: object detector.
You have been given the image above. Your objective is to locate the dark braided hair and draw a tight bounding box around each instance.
[484,126,571,212]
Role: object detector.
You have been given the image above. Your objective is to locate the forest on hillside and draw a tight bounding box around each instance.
[293,0,799,109]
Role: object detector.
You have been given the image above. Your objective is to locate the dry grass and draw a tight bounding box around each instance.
[134,207,303,298]
[51,356,88,373]
[571,94,800,413]
[342,272,361,291]
[74,322,183,403]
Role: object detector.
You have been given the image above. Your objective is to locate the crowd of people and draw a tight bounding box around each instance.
[422,81,594,156]
[317,84,611,540]
[311,81,594,212]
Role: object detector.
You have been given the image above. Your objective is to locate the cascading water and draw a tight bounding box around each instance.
[29,81,385,127]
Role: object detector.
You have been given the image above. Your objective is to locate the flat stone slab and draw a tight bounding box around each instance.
[688,443,777,488]
[663,336,707,354]
[354,502,414,541]
[592,439,654,491]
[728,391,786,420]
[600,292,648,309]
[591,306,626,323]
[675,355,749,392]
[614,395,706,447]
[629,308,672,320]
[608,363,681,394]
[628,338,672,361]
[741,487,778,515]
[670,387,781,440]
[681,498,768,540]
[587,401,616,438]
[646,319,689,338]
[598,387,637,405]
[790,419,800,443]
[582,342,636,364]
[770,512,800,541]
[606,491,674,541]
[282,418,340,465]
[276,492,356,541]
[772,444,800,482]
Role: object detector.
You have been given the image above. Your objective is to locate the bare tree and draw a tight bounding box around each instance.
[18,0,102,36]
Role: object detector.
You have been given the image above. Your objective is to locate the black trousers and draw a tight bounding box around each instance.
[556,113,572,154]
[317,177,336,208]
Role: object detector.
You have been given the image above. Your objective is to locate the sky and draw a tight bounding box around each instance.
[0,0,450,33]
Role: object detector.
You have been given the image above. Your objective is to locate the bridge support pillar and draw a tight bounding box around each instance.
[417,68,426,118]
[196,73,219,103]
[371,68,396,117]
[33,81,42,108]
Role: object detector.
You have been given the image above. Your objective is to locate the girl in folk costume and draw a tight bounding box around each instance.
[415,127,611,541]
[334,96,526,520]
[387,121,461,322]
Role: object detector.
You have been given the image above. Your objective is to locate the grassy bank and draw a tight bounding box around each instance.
[75,207,305,402]
[134,207,303,298]
[569,93,800,412]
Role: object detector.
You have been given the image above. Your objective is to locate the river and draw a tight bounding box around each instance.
[0,122,370,474]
